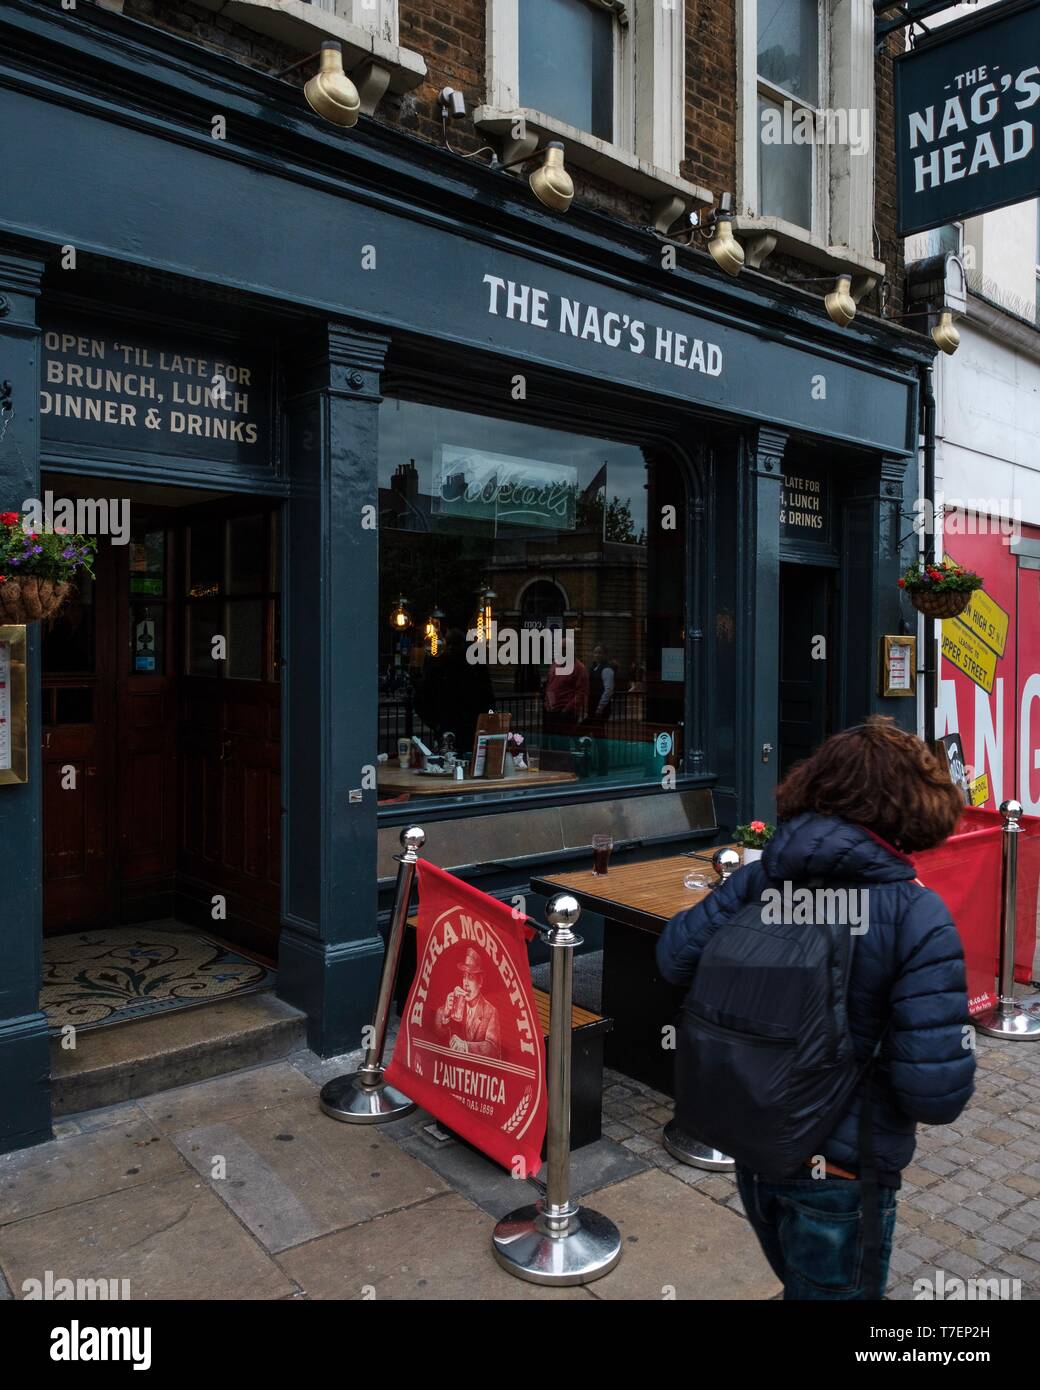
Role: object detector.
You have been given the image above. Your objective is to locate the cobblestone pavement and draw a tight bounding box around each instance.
[600,1024,1040,1300]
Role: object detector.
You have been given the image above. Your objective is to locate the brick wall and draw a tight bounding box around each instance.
[119,0,904,306]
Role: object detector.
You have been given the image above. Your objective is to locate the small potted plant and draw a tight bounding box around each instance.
[734,819,775,864]
[0,513,97,623]
[899,555,982,620]
[505,731,526,774]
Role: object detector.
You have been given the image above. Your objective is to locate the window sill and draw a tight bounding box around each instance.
[733,216,883,290]
[473,105,713,233]
[191,1,426,111]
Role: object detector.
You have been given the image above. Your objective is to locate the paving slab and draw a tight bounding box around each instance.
[0,1114,185,1224]
[171,1097,448,1252]
[389,1110,648,1219]
[277,1192,593,1300]
[137,1060,316,1134]
[0,1173,292,1300]
[579,1168,782,1300]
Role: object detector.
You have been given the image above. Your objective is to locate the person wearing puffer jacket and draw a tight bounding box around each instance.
[656,718,976,1300]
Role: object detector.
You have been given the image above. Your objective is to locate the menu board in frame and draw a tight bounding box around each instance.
[0,625,28,785]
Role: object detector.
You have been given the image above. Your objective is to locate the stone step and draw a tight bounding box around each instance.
[50,992,308,1116]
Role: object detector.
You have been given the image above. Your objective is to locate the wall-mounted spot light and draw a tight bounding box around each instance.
[304,41,361,128]
[439,87,467,120]
[825,274,857,327]
[903,254,966,357]
[389,595,412,631]
[931,310,960,355]
[514,141,574,214]
[707,193,745,277]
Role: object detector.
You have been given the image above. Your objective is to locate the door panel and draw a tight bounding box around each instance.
[42,549,115,933]
[178,504,282,959]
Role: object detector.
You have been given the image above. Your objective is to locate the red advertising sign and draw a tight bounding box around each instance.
[934,517,1040,988]
[384,861,547,1175]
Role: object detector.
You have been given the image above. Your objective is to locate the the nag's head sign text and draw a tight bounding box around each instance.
[895,0,1040,235]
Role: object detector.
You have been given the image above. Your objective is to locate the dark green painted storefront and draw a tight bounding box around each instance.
[0,0,933,1153]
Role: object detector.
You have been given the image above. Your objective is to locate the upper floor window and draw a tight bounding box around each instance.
[519,0,622,144]
[756,0,825,231]
[484,0,684,176]
[316,1,399,43]
[738,0,876,261]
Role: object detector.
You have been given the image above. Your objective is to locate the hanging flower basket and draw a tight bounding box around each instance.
[0,575,71,624]
[900,556,982,622]
[906,588,973,620]
[0,510,96,624]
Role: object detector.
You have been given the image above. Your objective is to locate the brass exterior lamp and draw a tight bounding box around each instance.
[824,275,857,327]
[528,142,574,213]
[931,311,960,355]
[707,193,744,276]
[304,41,361,128]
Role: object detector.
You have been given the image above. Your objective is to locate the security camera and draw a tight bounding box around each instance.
[439,87,467,119]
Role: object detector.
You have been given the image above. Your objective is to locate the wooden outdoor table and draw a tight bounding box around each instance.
[378,766,577,798]
[531,848,740,1095]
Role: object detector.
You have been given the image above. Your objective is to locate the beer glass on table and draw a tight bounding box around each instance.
[592,834,613,876]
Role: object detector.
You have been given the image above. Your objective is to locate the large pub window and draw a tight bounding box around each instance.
[377,397,687,808]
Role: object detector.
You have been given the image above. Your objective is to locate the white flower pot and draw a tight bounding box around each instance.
[742,847,763,864]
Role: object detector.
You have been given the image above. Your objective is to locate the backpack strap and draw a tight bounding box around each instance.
[858,1030,890,1300]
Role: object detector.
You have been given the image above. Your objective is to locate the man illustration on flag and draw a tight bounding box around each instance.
[435,946,502,1058]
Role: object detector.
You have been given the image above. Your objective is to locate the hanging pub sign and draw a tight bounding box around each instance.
[39,318,272,470]
[894,0,1040,236]
[780,467,831,544]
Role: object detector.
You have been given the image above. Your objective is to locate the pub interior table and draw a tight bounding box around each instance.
[531,850,740,1097]
[378,766,578,797]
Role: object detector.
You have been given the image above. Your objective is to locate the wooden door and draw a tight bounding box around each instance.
[179,505,282,960]
[42,542,117,932]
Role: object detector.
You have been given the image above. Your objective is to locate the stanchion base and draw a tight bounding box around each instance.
[319,1072,417,1123]
[662,1119,735,1170]
[492,1203,622,1286]
[975,1007,1040,1041]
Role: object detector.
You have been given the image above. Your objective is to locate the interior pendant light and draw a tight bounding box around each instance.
[528,142,575,214]
[707,192,745,277]
[304,41,361,128]
[824,274,857,327]
[424,606,445,655]
[389,595,412,631]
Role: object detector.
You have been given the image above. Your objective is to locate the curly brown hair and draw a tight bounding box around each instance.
[775,717,964,853]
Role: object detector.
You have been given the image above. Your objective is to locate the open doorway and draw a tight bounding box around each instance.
[40,474,282,1033]
[778,562,835,779]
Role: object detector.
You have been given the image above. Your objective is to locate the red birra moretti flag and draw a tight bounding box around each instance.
[384,860,547,1176]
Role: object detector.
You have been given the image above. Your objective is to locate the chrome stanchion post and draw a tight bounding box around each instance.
[977,801,1040,1040]
[491,894,622,1286]
[319,826,425,1121]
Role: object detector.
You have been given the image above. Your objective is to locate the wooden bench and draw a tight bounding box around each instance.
[394,915,611,1149]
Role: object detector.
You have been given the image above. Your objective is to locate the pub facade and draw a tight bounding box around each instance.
[0,0,932,1152]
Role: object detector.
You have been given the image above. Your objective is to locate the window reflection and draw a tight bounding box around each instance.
[378,398,686,806]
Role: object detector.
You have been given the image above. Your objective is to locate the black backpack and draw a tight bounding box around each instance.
[674,879,884,1179]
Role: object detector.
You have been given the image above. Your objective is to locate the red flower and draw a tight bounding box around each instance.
[0,576,6,584]
[750,819,767,834]
[0,512,19,527]
[898,578,906,588]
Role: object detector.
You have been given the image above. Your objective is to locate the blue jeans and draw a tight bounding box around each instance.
[736,1165,897,1300]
